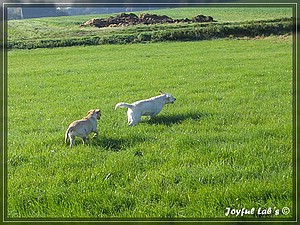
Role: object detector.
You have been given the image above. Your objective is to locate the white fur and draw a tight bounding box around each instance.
[65,109,101,148]
[115,92,176,126]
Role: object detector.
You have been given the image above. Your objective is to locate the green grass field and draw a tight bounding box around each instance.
[7,36,293,218]
[6,6,294,220]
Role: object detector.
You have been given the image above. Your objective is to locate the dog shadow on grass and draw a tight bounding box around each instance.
[146,111,212,126]
[89,111,211,151]
[92,135,146,152]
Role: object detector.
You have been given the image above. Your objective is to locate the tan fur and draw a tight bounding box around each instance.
[65,109,101,148]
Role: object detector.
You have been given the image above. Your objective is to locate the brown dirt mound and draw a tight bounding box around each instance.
[80,13,216,28]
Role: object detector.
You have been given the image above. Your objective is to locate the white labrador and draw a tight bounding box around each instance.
[115,92,176,126]
[65,109,101,148]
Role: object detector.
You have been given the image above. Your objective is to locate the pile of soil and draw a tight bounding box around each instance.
[80,13,216,28]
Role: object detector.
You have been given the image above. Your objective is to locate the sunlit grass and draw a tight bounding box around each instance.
[7,36,293,218]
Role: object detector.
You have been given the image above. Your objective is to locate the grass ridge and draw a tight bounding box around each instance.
[7,18,293,49]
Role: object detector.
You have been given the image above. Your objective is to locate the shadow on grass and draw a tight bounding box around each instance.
[92,135,146,152]
[88,111,211,151]
[146,111,212,126]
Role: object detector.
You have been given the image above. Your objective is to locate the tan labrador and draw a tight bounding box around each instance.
[65,109,101,148]
[115,92,176,126]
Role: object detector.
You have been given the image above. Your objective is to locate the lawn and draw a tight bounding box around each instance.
[6,36,293,219]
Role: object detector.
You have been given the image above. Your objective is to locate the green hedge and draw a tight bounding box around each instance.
[7,18,294,50]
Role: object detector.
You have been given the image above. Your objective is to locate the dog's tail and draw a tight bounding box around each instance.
[115,102,133,110]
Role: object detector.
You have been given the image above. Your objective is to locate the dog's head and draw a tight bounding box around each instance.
[87,109,101,120]
[160,91,176,104]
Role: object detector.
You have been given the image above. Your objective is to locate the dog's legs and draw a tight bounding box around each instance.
[127,109,133,126]
[92,130,98,139]
[128,115,133,126]
[82,137,90,145]
[69,136,75,148]
[127,111,141,126]
[129,119,139,126]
